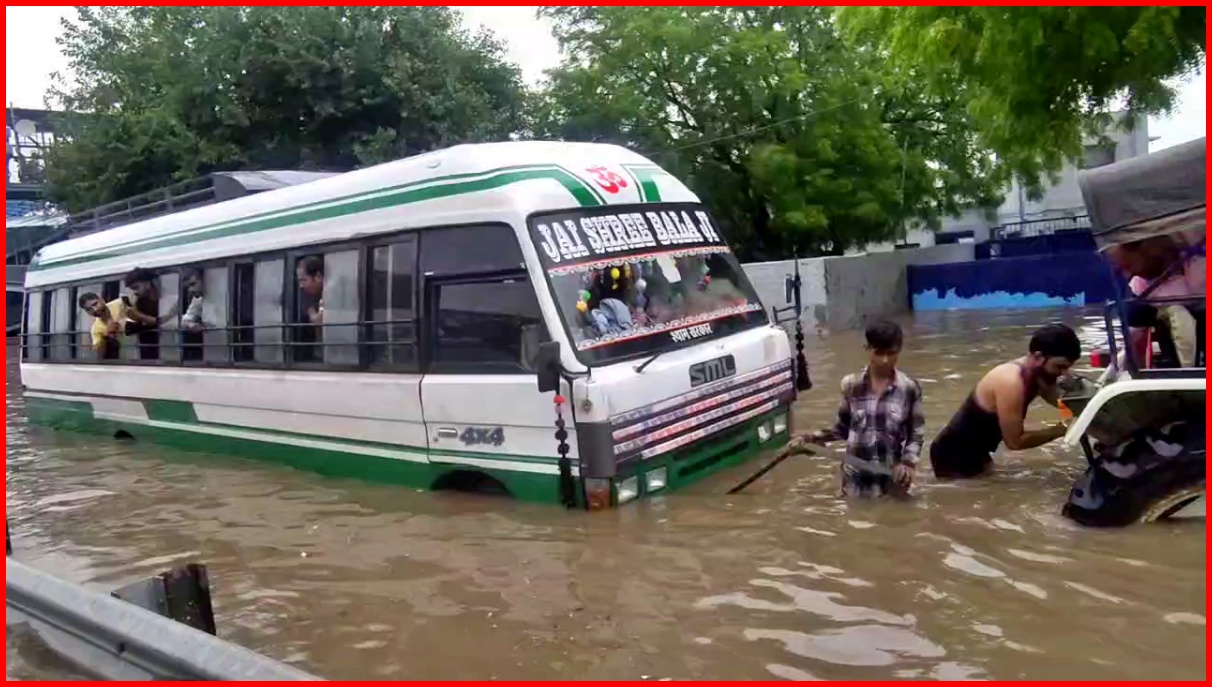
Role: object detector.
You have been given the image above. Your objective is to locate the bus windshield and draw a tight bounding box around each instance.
[527,203,768,366]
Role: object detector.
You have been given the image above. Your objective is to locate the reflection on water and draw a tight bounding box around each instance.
[4,309,1206,680]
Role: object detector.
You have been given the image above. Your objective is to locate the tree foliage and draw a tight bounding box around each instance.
[44,6,527,212]
[533,6,1003,259]
[42,6,1201,260]
[838,6,1206,192]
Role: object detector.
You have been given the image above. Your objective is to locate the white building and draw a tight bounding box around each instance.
[853,112,1153,252]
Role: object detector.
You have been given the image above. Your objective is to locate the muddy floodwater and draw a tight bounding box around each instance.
[6,308,1206,681]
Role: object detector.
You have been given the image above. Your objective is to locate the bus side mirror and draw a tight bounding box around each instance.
[536,341,562,393]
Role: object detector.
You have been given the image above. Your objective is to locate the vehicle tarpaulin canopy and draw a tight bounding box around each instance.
[1078,136,1206,251]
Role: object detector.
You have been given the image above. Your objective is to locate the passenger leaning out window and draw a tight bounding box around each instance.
[122,267,162,331]
[123,267,176,360]
[77,291,124,360]
[180,269,207,331]
[296,256,325,325]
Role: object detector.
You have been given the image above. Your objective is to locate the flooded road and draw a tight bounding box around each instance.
[6,308,1206,680]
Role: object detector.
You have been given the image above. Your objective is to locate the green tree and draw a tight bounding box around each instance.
[534,7,1002,259]
[838,6,1206,193]
[44,6,527,212]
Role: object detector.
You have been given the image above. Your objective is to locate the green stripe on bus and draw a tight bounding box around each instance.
[185,418,562,465]
[31,165,604,272]
[144,400,198,423]
[27,389,561,465]
[25,401,565,503]
[622,164,665,203]
[26,396,95,418]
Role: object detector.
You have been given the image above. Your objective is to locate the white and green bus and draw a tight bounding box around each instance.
[20,142,797,509]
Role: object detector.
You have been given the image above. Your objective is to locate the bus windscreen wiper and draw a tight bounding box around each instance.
[634,352,662,374]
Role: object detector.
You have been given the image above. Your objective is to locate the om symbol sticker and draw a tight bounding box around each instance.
[584,165,630,194]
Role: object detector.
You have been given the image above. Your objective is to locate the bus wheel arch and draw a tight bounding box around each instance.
[430,469,513,498]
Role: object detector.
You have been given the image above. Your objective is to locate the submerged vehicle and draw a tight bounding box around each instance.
[20,142,805,510]
[1058,136,1206,527]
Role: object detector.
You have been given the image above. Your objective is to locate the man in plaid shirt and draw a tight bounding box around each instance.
[805,320,925,497]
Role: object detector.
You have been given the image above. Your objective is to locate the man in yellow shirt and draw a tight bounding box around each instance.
[77,291,126,359]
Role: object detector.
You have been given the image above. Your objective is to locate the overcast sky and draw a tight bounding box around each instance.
[6,5,1205,152]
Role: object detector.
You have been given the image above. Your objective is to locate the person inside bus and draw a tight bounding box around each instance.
[684,253,749,316]
[122,267,164,360]
[78,291,125,360]
[295,255,325,361]
[1106,235,1205,368]
[577,269,632,338]
[296,256,325,325]
[180,269,206,332]
[176,269,206,361]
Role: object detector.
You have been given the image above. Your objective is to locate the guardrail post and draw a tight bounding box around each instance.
[7,526,322,680]
[9,522,219,637]
[112,563,218,636]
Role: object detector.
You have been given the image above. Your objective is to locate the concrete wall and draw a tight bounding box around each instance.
[742,243,976,331]
[743,257,827,327]
[822,243,975,330]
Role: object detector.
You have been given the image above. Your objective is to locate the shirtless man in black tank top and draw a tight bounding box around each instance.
[930,324,1082,479]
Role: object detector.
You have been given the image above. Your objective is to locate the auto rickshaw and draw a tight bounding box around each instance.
[1058,136,1205,527]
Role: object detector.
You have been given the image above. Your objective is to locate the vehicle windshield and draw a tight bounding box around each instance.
[527,203,767,366]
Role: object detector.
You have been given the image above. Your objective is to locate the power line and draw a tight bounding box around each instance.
[642,96,869,158]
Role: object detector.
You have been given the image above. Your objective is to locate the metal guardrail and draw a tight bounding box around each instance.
[993,214,1091,240]
[6,523,324,681]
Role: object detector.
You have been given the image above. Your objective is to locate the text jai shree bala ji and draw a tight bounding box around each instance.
[534,209,722,264]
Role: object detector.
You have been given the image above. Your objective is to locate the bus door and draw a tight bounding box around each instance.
[417,226,563,491]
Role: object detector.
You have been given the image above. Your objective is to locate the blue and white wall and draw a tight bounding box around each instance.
[906,252,1120,312]
[741,234,1120,331]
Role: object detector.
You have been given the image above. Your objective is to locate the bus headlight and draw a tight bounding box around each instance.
[617,476,640,505]
[757,421,773,443]
[773,414,789,435]
[645,467,668,493]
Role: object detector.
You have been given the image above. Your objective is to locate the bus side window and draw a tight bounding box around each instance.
[419,224,525,277]
[232,264,256,363]
[9,289,25,348]
[76,282,105,361]
[368,239,416,369]
[158,271,181,363]
[202,266,230,364]
[18,291,31,362]
[420,224,545,375]
[322,250,360,367]
[48,287,73,361]
[292,255,324,364]
[253,259,284,365]
[429,277,548,375]
[25,291,45,362]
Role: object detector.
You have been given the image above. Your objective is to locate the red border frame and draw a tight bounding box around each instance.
[4,1,1208,684]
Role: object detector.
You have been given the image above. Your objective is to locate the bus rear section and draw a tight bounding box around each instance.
[527,202,796,508]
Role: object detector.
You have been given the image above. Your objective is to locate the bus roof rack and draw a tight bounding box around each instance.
[66,170,340,238]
